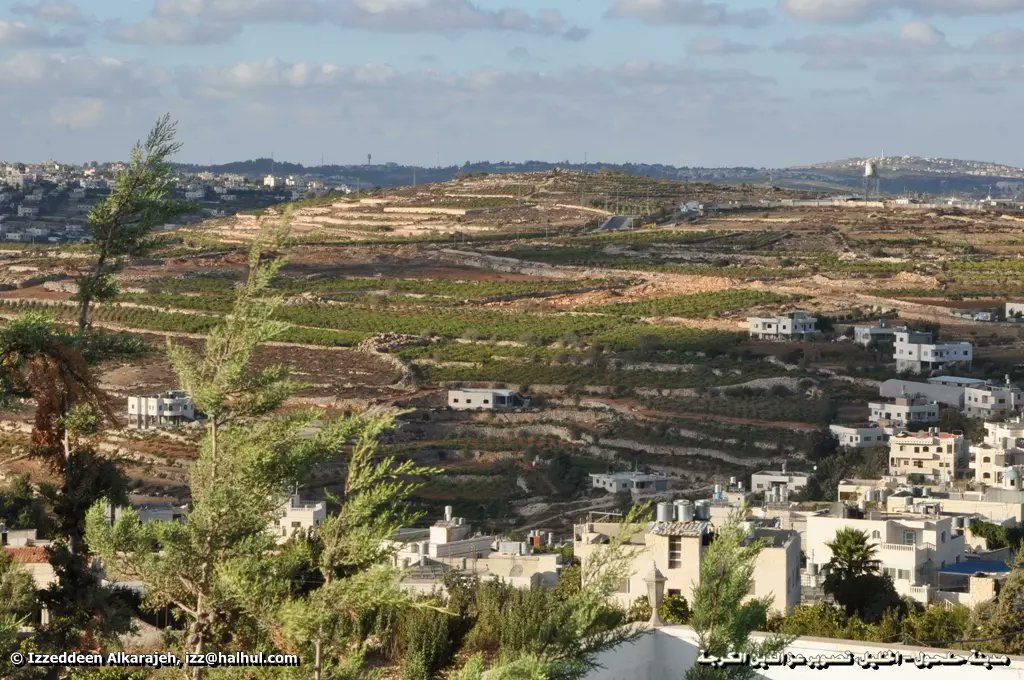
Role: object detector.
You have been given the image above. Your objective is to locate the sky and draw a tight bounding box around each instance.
[1,0,1024,168]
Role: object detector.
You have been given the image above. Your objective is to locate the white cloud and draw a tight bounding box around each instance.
[687,36,758,54]
[776,22,950,61]
[0,53,169,98]
[973,28,1024,52]
[154,0,326,23]
[140,0,588,38]
[607,0,771,27]
[11,1,90,26]
[780,0,1024,23]
[0,20,84,47]
[49,97,105,129]
[106,18,241,44]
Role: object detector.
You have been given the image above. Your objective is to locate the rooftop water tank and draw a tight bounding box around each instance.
[656,502,674,523]
[675,500,695,523]
[695,500,711,521]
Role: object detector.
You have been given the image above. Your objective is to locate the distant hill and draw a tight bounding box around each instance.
[172,155,1024,198]
[801,156,1024,179]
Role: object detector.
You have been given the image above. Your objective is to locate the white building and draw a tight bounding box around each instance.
[126,390,196,428]
[447,388,529,411]
[184,189,205,200]
[853,320,898,347]
[971,418,1024,490]
[868,395,940,432]
[805,511,966,604]
[272,494,326,544]
[575,509,801,616]
[390,507,561,594]
[589,471,670,495]
[894,329,972,375]
[888,429,968,483]
[263,174,278,188]
[965,379,1023,419]
[750,469,809,502]
[1006,301,1024,320]
[17,204,38,218]
[747,311,818,340]
[829,424,887,449]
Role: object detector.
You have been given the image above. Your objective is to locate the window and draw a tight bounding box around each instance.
[453,398,459,403]
[668,536,683,569]
[482,399,490,404]
[903,530,916,545]
[898,569,911,581]
[941,531,946,543]
[871,530,881,539]
[466,399,472,404]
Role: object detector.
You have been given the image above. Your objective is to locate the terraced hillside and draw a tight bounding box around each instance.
[3,172,1024,531]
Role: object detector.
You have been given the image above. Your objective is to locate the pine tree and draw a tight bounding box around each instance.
[686,514,792,680]
[86,225,437,679]
[77,114,191,333]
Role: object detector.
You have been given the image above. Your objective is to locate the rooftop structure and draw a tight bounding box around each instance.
[964,378,1023,419]
[879,379,966,408]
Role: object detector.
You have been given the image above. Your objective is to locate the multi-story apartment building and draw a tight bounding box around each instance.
[125,390,196,428]
[893,329,972,374]
[805,512,966,604]
[964,380,1023,419]
[747,311,818,340]
[888,429,968,482]
[574,509,801,615]
[853,320,898,347]
[869,395,940,431]
[971,418,1024,490]
[829,424,887,449]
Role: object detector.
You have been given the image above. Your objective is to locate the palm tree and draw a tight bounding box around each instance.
[823,527,885,617]
[826,527,881,580]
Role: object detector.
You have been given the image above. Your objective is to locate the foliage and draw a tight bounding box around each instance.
[823,528,903,623]
[686,512,791,680]
[78,114,193,332]
[969,520,1024,551]
[0,474,51,533]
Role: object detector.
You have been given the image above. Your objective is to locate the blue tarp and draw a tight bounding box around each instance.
[937,560,1011,576]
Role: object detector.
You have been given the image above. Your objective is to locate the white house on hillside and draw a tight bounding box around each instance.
[126,390,196,428]
[747,311,818,340]
[894,329,972,374]
[830,424,887,449]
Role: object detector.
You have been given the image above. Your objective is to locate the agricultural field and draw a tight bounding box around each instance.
[5,171,1024,532]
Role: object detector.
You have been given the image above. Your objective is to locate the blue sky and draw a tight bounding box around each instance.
[1,0,1023,168]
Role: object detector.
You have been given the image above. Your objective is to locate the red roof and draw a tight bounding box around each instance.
[4,546,50,564]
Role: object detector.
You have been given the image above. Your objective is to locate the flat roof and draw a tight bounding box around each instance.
[938,560,1010,576]
[649,520,706,537]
